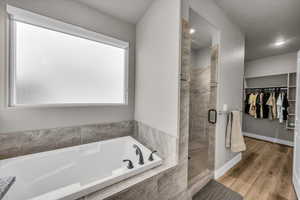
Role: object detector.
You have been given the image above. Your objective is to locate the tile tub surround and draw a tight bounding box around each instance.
[0,121,134,159]
[1,136,163,200]
[133,121,178,165]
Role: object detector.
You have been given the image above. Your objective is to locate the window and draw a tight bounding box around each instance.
[7,6,129,107]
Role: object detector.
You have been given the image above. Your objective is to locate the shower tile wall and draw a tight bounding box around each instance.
[188,45,218,181]
[188,66,210,180]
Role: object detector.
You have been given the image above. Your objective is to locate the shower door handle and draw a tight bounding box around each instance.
[208,109,217,124]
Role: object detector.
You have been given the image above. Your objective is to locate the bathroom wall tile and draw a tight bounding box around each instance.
[21,130,58,155]
[102,176,159,200]
[210,45,219,84]
[80,121,133,145]
[134,121,178,164]
[0,120,134,159]
[208,124,216,171]
[55,127,81,149]
[0,133,24,159]
[65,121,132,150]
[157,162,188,199]
[190,67,210,93]
[181,19,191,82]
[171,190,189,200]
[179,81,190,163]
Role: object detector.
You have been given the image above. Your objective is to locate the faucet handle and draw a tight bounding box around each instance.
[148,150,157,161]
[123,159,134,169]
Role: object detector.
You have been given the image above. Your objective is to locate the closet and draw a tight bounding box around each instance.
[243,73,297,144]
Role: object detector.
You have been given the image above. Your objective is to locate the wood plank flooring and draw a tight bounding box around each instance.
[218,137,297,200]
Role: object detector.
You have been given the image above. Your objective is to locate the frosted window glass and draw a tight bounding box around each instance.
[14,21,126,105]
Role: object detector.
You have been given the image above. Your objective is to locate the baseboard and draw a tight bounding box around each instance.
[293,173,300,199]
[214,153,242,179]
[243,132,294,147]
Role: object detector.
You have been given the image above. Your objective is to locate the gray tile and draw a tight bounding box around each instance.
[134,121,177,164]
[55,127,81,149]
[80,121,133,145]
[21,130,58,155]
[0,133,24,159]
[157,163,188,199]
[102,177,158,200]
[0,120,134,159]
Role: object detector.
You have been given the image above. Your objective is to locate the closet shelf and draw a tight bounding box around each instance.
[245,86,287,89]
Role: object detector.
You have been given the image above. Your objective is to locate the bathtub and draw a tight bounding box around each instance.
[0,136,162,200]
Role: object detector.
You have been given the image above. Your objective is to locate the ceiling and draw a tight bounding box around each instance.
[190,9,215,51]
[74,0,154,24]
[214,0,300,61]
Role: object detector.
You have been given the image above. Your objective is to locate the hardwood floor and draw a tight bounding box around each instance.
[218,137,297,200]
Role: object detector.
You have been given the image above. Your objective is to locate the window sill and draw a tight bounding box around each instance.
[6,103,129,109]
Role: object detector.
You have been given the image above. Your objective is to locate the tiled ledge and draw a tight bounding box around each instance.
[0,121,134,160]
[84,162,178,200]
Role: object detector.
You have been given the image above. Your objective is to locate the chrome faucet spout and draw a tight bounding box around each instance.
[133,144,144,165]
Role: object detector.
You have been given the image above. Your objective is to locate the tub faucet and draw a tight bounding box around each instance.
[148,150,157,161]
[123,159,134,169]
[133,144,144,165]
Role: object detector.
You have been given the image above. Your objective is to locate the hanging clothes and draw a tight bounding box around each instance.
[244,93,251,114]
[245,88,289,123]
[262,92,270,118]
[259,92,264,119]
[266,92,277,120]
[256,93,261,118]
[276,93,283,123]
[248,93,258,118]
[266,93,274,120]
[272,92,277,119]
[282,92,289,120]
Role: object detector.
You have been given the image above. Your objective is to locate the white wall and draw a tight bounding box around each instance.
[245,52,297,78]
[0,0,135,133]
[188,0,245,170]
[135,0,181,136]
[191,47,211,68]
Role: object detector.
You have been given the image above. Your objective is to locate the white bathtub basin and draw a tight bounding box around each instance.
[0,136,162,200]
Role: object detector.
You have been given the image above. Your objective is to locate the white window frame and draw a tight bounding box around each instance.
[6,5,129,108]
